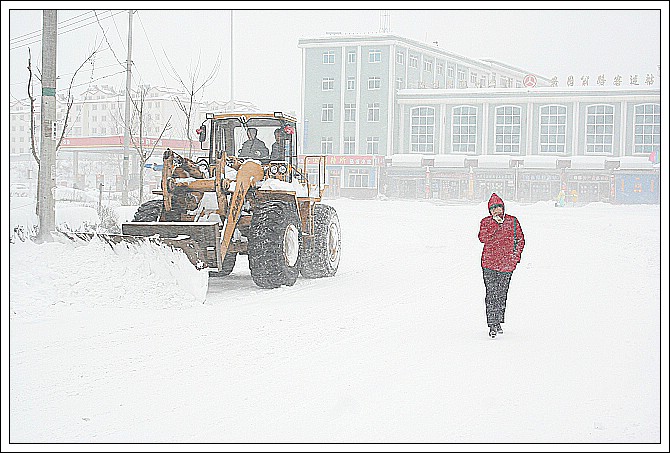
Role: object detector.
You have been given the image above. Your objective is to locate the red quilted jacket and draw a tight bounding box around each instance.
[478,193,525,272]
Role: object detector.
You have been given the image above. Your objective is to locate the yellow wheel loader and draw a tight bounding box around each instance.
[121,112,341,288]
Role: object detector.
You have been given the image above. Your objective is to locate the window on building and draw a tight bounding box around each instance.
[348,51,356,64]
[344,103,356,122]
[369,49,381,63]
[322,51,335,64]
[92,104,97,110]
[348,168,370,188]
[424,60,433,72]
[101,104,107,110]
[437,63,444,75]
[344,136,356,154]
[457,69,467,88]
[321,103,334,122]
[322,77,334,91]
[396,77,404,90]
[448,65,454,78]
[367,103,380,122]
[409,55,418,68]
[396,52,404,65]
[634,103,660,154]
[410,106,435,153]
[480,76,487,88]
[470,73,477,85]
[321,137,334,154]
[347,77,356,90]
[540,105,567,153]
[368,77,381,90]
[92,115,97,122]
[586,104,614,154]
[452,106,477,153]
[495,106,521,153]
[92,127,98,134]
[366,136,380,154]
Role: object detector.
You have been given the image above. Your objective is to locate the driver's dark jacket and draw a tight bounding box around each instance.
[238,139,269,159]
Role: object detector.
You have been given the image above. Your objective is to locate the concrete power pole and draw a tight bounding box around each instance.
[37,10,57,242]
[122,10,134,205]
[230,10,233,105]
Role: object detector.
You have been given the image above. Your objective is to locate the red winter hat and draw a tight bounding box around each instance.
[488,193,505,212]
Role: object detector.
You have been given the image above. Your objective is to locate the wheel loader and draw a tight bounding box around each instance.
[120,112,341,288]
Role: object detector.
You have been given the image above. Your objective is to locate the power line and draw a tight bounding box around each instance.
[9,10,126,51]
[9,62,125,87]
[136,11,168,87]
[93,10,125,69]
[10,10,95,44]
[11,70,127,104]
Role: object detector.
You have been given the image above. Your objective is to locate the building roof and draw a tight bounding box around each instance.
[298,32,550,82]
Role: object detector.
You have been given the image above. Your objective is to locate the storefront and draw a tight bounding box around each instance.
[300,154,384,199]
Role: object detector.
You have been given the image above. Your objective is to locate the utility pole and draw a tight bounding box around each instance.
[122,10,134,205]
[37,10,57,242]
[230,10,233,104]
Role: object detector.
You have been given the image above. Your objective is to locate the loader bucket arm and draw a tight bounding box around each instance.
[219,160,265,258]
[161,149,175,212]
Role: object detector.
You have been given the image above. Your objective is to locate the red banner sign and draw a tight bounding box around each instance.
[299,155,385,166]
[58,135,192,150]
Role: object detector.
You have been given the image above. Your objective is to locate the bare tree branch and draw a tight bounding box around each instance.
[56,40,105,152]
[163,49,221,157]
[28,48,39,167]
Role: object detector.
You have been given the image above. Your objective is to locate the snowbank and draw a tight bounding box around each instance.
[9,236,209,319]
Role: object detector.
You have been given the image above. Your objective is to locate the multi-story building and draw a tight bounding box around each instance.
[298,32,552,198]
[299,33,660,203]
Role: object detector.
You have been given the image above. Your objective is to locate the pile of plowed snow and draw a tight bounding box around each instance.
[9,235,209,319]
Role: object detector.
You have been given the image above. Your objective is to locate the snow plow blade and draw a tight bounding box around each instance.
[60,222,222,271]
[120,222,222,270]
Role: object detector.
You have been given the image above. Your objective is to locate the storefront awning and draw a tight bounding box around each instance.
[391,154,425,167]
[522,156,557,169]
[616,156,654,170]
[569,156,607,170]
[434,155,466,168]
[475,155,513,169]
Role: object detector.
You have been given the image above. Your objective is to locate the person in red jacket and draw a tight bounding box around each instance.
[478,193,525,338]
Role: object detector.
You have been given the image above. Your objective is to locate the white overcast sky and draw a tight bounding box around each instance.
[4,2,667,115]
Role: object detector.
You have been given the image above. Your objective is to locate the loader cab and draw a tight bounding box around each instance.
[199,112,298,171]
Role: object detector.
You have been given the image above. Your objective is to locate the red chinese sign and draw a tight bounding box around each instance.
[299,155,385,166]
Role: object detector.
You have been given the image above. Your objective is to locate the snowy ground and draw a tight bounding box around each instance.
[4,196,666,449]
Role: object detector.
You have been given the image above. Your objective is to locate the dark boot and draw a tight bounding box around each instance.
[496,323,503,334]
[488,326,497,338]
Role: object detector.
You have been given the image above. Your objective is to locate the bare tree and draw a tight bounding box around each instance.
[27,42,103,217]
[164,51,221,158]
[127,84,172,204]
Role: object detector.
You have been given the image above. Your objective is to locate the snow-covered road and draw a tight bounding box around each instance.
[8,198,662,444]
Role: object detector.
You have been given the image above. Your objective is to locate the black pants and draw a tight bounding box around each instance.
[482,267,513,327]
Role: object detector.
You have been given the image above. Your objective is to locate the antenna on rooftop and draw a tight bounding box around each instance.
[379,10,390,33]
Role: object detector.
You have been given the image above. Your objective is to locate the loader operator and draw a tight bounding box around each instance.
[238,127,269,160]
[270,128,285,161]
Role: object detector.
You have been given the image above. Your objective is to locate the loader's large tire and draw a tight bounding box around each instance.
[208,252,237,277]
[300,204,341,278]
[248,200,302,289]
[132,199,164,222]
